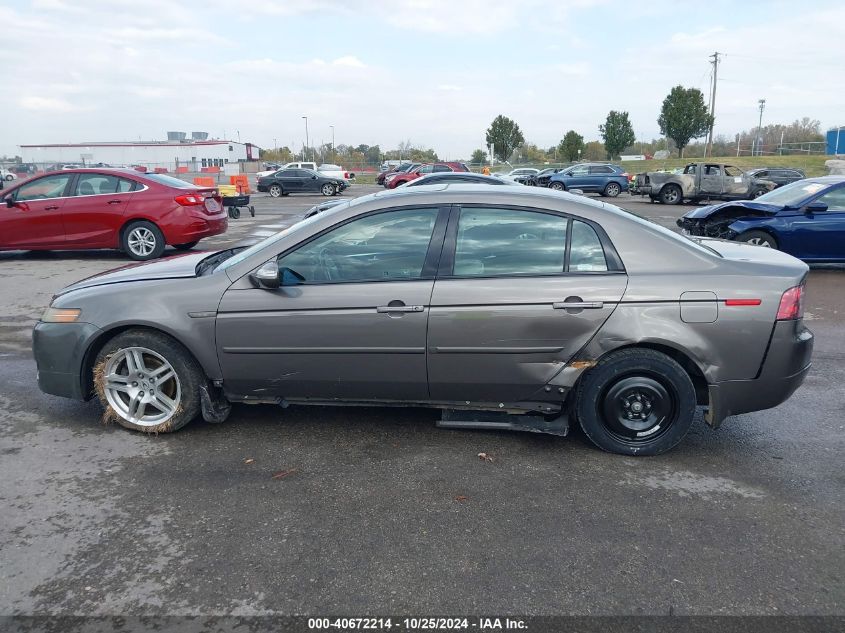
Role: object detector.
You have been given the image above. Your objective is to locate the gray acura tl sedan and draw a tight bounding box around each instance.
[32,186,813,455]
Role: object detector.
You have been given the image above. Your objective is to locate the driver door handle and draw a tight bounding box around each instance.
[107,199,122,204]
[377,305,424,313]
[553,301,604,310]
[44,205,59,210]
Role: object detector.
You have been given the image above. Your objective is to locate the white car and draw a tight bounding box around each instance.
[257,161,318,179]
[0,168,17,182]
[318,164,354,180]
[496,168,540,184]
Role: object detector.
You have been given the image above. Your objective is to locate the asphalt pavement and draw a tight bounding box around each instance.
[1,185,843,618]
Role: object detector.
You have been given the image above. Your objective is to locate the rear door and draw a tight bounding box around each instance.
[1,173,73,248]
[700,164,724,196]
[427,205,627,403]
[279,169,303,193]
[62,173,137,247]
[216,206,449,400]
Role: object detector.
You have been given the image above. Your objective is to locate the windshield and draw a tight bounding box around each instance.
[214,207,340,272]
[753,180,828,206]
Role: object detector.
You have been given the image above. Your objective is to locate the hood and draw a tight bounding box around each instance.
[682,199,784,219]
[58,251,211,295]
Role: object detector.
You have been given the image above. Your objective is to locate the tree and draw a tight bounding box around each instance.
[486,115,524,162]
[599,111,636,160]
[470,149,488,165]
[582,141,606,161]
[657,86,714,158]
[558,130,584,162]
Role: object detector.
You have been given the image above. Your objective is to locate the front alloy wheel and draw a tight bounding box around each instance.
[321,183,336,196]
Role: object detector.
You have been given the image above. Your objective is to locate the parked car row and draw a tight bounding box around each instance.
[382,162,470,189]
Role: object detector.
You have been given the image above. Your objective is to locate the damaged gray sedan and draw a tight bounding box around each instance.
[33,186,813,455]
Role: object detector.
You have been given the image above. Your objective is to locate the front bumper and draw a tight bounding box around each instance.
[33,321,103,400]
[705,319,813,427]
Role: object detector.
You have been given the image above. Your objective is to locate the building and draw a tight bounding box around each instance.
[20,133,261,172]
[827,127,845,155]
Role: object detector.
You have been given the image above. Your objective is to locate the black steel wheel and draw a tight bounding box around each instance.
[575,348,697,455]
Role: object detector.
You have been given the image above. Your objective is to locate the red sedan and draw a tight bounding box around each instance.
[385,162,469,189]
[1,169,227,260]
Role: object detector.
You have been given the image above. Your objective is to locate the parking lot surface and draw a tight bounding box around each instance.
[1,185,843,616]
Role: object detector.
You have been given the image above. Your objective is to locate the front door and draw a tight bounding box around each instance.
[62,173,136,247]
[427,205,627,403]
[789,186,845,260]
[216,206,448,400]
[278,170,304,193]
[564,165,591,190]
[1,173,73,248]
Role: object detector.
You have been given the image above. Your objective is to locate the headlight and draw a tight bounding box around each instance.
[41,307,82,323]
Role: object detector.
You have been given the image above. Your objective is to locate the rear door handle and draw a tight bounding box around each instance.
[553,301,604,310]
[377,305,424,313]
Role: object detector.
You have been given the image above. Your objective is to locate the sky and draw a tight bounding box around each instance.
[1,0,844,159]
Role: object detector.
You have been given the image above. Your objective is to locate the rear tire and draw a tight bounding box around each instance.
[269,184,283,197]
[575,349,697,456]
[603,182,621,197]
[659,184,683,205]
[737,230,778,249]
[751,188,767,199]
[173,241,199,251]
[94,329,204,433]
[122,220,165,261]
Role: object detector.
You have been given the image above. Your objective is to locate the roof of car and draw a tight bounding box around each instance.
[804,176,845,183]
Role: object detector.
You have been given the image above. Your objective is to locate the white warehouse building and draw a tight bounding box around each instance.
[20,135,260,172]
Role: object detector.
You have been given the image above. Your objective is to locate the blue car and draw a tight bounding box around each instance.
[547,163,629,197]
[677,176,845,262]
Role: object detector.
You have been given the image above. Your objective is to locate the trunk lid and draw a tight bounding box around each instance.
[693,237,808,281]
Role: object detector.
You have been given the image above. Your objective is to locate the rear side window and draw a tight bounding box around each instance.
[724,166,743,177]
[590,166,614,174]
[569,220,608,272]
[433,164,451,173]
[453,208,568,276]
[74,174,132,195]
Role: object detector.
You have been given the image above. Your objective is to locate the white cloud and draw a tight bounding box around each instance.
[19,96,89,113]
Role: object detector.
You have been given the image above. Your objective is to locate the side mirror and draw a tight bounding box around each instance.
[4,195,15,208]
[805,201,828,214]
[312,175,317,180]
[249,261,280,289]
[280,266,305,286]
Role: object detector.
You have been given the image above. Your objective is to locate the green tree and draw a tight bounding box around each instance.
[486,115,525,162]
[558,130,584,162]
[470,149,488,165]
[657,86,714,158]
[599,111,636,160]
[582,141,606,161]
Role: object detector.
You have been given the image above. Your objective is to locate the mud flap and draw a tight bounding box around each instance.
[200,384,232,424]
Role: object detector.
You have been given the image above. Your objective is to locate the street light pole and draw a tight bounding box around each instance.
[330,125,335,160]
[302,116,309,162]
[755,99,766,157]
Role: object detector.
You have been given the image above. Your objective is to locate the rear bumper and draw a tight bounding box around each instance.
[705,320,813,427]
[33,321,102,400]
[164,210,228,243]
[257,184,269,192]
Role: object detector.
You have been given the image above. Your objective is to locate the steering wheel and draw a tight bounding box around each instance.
[318,248,341,281]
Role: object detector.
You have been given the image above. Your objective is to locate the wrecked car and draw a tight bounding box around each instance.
[33,186,813,456]
[631,162,776,204]
[677,176,845,262]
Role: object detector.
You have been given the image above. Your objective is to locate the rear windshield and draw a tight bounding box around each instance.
[143,173,198,189]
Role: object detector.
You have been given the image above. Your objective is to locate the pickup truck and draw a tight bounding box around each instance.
[318,164,355,180]
[256,161,318,179]
[631,162,776,205]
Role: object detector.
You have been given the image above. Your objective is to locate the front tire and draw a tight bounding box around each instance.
[737,230,778,249]
[269,184,283,197]
[321,183,337,196]
[549,181,565,191]
[4,174,13,181]
[575,349,697,456]
[122,220,165,260]
[94,329,204,433]
[659,184,683,205]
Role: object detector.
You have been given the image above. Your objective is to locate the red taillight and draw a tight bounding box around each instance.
[776,285,804,321]
[725,298,762,306]
[344,172,349,179]
[174,194,205,206]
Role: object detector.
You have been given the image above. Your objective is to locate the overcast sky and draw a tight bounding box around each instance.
[2,0,843,159]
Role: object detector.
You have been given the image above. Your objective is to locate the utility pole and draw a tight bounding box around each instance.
[302,116,309,162]
[755,99,766,156]
[706,51,720,158]
[330,125,335,160]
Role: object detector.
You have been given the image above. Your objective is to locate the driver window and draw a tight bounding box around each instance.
[815,189,845,210]
[13,174,72,201]
[277,208,439,283]
[570,166,589,176]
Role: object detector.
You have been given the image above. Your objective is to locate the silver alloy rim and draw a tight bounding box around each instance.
[127,227,157,257]
[607,183,619,195]
[322,184,334,195]
[551,183,564,190]
[270,185,281,197]
[747,237,772,248]
[103,347,181,427]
